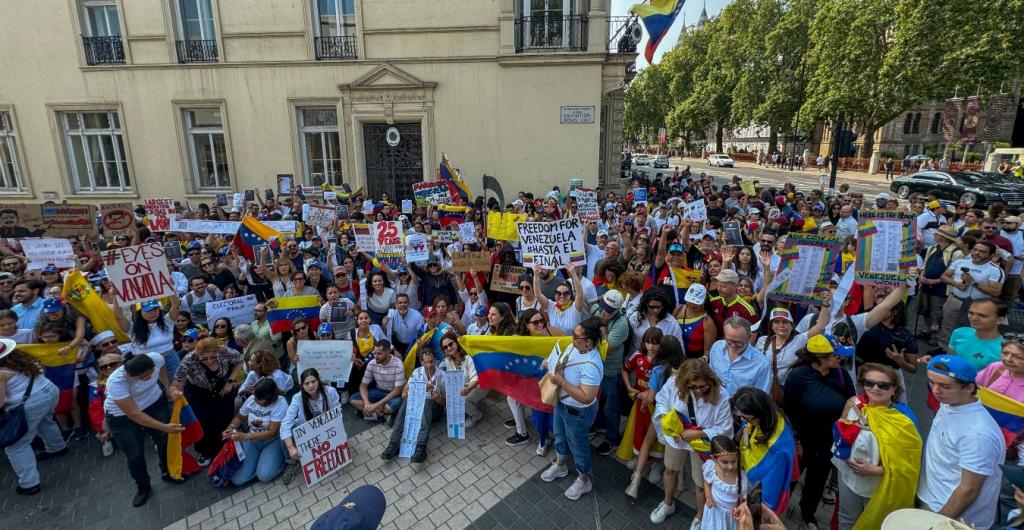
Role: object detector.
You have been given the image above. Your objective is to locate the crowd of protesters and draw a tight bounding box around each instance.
[2,168,1024,530]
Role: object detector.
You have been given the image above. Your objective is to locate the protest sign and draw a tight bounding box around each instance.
[145,199,175,232]
[244,189,255,202]
[404,233,429,263]
[103,242,176,306]
[164,242,183,261]
[323,191,336,201]
[206,295,258,328]
[374,221,404,268]
[100,203,136,238]
[277,174,292,194]
[740,180,756,196]
[399,381,427,457]
[0,204,100,237]
[215,193,227,207]
[297,340,354,386]
[485,211,523,242]
[452,251,490,272]
[445,370,466,439]
[305,204,336,228]
[633,188,648,205]
[854,210,917,287]
[459,222,477,244]
[413,181,452,207]
[768,233,842,306]
[518,217,585,269]
[232,193,244,209]
[22,238,75,270]
[353,224,375,252]
[168,219,297,235]
[432,230,460,244]
[336,203,349,221]
[362,200,374,215]
[401,199,413,214]
[490,264,528,294]
[575,187,599,221]
[293,406,351,487]
[682,200,707,221]
[723,221,744,246]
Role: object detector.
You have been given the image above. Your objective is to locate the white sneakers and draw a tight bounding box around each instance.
[650,501,675,524]
[624,471,641,498]
[647,462,663,486]
[689,518,702,530]
[541,462,569,482]
[536,438,552,457]
[564,477,592,500]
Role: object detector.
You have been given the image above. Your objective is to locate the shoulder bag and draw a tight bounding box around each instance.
[0,375,35,449]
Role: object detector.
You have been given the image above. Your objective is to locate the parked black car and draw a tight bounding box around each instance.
[890,170,1024,207]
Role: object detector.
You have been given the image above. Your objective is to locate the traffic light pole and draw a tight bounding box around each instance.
[827,111,844,198]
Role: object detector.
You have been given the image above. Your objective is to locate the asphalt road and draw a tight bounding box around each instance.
[625,156,894,200]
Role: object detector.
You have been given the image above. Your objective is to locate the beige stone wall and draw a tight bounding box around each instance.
[0,0,628,203]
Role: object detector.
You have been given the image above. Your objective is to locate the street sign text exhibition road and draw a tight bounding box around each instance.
[560,106,595,124]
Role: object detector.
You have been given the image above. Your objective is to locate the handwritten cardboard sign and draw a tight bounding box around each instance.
[101,203,136,238]
[413,181,452,207]
[206,295,258,328]
[518,217,585,269]
[145,198,175,232]
[305,204,337,228]
[21,238,76,270]
[490,264,528,294]
[102,242,176,307]
[451,251,490,272]
[293,406,351,487]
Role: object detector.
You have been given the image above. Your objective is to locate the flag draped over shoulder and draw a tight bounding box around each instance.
[403,323,453,378]
[61,270,130,344]
[851,403,922,530]
[979,386,1024,438]
[739,413,797,514]
[234,215,282,262]
[167,396,204,480]
[439,153,471,204]
[19,342,77,414]
[630,0,684,64]
[266,295,320,334]
[457,336,607,413]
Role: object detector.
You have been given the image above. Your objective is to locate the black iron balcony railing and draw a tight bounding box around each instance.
[514,13,588,52]
[176,39,218,63]
[607,16,640,54]
[315,35,358,60]
[82,35,125,65]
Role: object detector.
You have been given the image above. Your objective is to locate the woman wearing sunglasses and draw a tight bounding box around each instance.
[833,363,921,530]
[514,273,541,318]
[534,265,586,336]
[87,352,123,457]
[976,339,1024,524]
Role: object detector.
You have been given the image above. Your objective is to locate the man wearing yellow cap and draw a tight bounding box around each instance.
[917,201,946,248]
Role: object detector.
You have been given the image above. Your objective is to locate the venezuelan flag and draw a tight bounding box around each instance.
[739,413,797,514]
[437,204,471,228]
[234,215,282,262]
[630,0,684,64]
[167,396,204,480]
[777,246,800,262]
[851,402,922,530]
[898,255,917,270]
[403,322,453,378]
[979,385,1024,434]
[857,220,879,238]
[458,336,606,413]
[61,270,130,344]
[439,153,471,205]
[266,295,321,334]
[20,342,77,415]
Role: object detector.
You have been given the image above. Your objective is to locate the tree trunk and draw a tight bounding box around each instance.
[767,129,779,155]
[860,122,877,159]
[715,125,724,153]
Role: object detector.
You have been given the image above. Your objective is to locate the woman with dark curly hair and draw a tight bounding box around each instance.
[631,287,683,352]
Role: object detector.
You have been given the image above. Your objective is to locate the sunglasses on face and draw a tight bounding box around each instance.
[214,324,227,329]
[555,290,571,296]
[688,384,711,392]
[99,362,121,370]
[293,276,305,281]
[198,355,218,363]
[443,342,457,350]
[294,326,307,332]
[529,318,545,326]
[99,340,118,348]
[859,379,894,391]
[519,284,531,290]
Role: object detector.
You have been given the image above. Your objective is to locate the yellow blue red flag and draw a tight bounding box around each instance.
[630,0,685,64]
[439,153,471,205]
[234,215,282,262]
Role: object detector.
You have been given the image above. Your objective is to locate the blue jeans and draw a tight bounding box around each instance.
[553,401,598,476]
[4,380,65,488]
[531,410,553,444]
[596,375,622,446]
[367,386,403,413]
[230,437,285,486]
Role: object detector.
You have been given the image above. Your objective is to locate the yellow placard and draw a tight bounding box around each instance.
[486,211,524,242]
[740,180,756,196]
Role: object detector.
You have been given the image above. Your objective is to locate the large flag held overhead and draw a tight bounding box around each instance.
[630,0,685,64]
[739,413,798,514]
[19,342,77,414]
[439,153,471,205]
[166,396,204,480]
[266,295,321,334]
[234,215,282,262]
[61,270,130,344]
[437,204,471,228]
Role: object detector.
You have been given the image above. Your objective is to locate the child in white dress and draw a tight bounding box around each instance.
[702,435,748,530]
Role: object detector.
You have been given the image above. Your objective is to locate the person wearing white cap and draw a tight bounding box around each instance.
[753,302,832,396]
[0,339,68,495]
[590,290,628,456]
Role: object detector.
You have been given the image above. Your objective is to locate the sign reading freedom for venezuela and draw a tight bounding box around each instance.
[103,242,176,307]
[293,406,351,487]
[518,217,585,269]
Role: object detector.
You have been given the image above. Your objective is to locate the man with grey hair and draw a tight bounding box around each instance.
[707,315,772,395]
[234,323,271,360]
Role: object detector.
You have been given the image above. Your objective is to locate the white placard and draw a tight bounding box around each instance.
[399,380,427,458]
[21,239,75,270]
[404,233,429,263]
[353,224,375,252]
[868,220,903,275]
[683,200,708,221]
[444,370,466,440]
[459,222,477,244]
[518,217,586,269]
[305,204,337,229]
[232,193,244,209]
[786,245,825,296]
[297,340,354,385]
[168,219,297,235]
[145,198,176,232]
[292,406,351,487]
[205,295,258,328]
[323,191,337,201]
[575,187,599,222]
[560,106,596,124]
[103,242,176,307]
[362,200,374,215]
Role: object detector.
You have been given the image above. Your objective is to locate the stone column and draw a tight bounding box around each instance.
[868,151,881,175]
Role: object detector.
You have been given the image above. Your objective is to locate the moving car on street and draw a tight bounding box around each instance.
[634,154,651,166]
[891,170,1024,207]
[708,154,735,167]
[653,154,669,168]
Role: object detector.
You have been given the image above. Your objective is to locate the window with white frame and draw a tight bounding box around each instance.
[59,111,131,192]
[315,0,356,37]
[184,108,230,190]
[176,0,215,40]
[298,108,343,187]
[0,113,25,192]
[81,0,121,37]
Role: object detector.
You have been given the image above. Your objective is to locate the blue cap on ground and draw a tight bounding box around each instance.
[310,485,386,530]
[927,354,977,383]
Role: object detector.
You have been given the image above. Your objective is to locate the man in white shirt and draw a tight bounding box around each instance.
[835,205,859,240]
[938,241,1005,349]
[104,352,186,507]
[918,355,1004,529]
[917,200,947,247]
[384,293,424,353]
[1000,215,1024,304]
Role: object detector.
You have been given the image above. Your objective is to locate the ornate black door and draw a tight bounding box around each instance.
[362,123,423,202]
